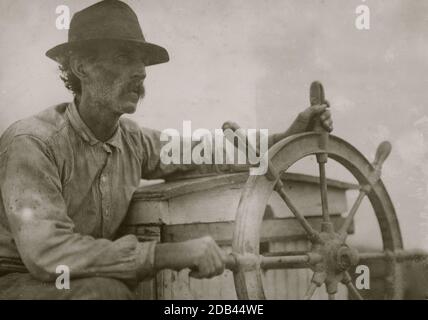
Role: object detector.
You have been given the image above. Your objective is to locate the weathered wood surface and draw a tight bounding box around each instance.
[121,214,352,246]
[159,215,352,245]
[125,172,357,225]
[134,172,357,201]
[122,172,357,300]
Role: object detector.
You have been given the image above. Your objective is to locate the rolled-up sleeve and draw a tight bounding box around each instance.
[139,127,256,179]
[0,134,156,282]
[139,127,197,179]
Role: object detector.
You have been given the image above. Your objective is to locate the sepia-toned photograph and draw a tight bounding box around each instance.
[0,0,427,303]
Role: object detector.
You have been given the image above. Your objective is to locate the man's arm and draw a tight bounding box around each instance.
[0,135,156,282]
[222,103,332,156]
[139,127,218,179]
[0,132,225,282]
[138,103,332,179]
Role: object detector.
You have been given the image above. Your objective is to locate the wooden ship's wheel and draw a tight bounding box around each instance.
[222,81,428,300]
[124,81,428,300]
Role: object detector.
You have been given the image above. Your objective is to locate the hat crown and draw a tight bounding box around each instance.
[69,0,145,42]
[46,0,169,66]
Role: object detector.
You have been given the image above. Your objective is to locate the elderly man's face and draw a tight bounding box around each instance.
[79,42,146,115]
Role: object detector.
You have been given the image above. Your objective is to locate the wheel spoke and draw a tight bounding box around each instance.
[303,282,317,300]
[275,180,323,243]
[359,249,428,263]
[260,253,323,270]
[345,282,363,300]
[304,271,326,300]
[338,189,367,240]
[317,161,330,223]
[225,253,323,271]
[342,272,364,300]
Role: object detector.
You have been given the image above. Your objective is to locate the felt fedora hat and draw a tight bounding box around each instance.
[46,0,169,66]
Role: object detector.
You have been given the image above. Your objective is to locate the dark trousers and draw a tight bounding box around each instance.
[0,273,136,299]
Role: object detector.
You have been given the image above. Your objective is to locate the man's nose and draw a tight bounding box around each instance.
[132,61,146,80]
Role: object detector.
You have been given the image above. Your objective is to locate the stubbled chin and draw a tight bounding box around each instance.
[120,100,139,114]
[121,104,138,114]
[115,93,142,114]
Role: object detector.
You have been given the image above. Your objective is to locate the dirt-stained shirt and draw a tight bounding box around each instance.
[0,101,196,282]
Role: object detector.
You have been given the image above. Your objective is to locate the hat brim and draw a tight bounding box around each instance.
[46,38,169,66]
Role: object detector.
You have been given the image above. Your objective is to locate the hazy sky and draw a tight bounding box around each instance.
[1,0,427,250]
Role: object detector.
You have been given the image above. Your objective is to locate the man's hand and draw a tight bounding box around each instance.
[186,236,227,278]
[267,103,333,148]
[154,236,226,279]
[297,103,333,133]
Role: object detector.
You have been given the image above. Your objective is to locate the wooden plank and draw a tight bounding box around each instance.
[124,200,169,225]
[155,269,166,300]
[287,241,299,299]
[166,186,242,224]
[295,239,310,298]
[126,181,351,225]
[133,173,247,201]
[282,172,358,191]
[261,243,277,299]
[261,240,311,299]
[268,183,349,217]
[133,172,358,201]
[160,270,173,299]
[161,215,353,245]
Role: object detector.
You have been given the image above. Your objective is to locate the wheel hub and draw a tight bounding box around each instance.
[336,246,359,271]
[308,222,360,294]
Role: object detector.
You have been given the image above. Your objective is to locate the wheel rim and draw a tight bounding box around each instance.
[232,132,404,300]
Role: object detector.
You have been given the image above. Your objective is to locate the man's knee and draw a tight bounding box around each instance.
[70,277,135,300]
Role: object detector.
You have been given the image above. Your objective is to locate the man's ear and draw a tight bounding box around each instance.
[69,56,88,80]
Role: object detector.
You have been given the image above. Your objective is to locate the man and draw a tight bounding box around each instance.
[0,0,332,299]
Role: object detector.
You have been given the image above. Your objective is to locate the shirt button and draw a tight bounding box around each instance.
[103,144,112,153]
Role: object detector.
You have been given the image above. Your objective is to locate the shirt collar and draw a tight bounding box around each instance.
[66,101,123,152]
